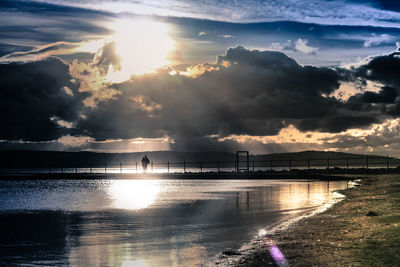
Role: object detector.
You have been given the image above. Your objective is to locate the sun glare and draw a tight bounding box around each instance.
[107,19,175,82]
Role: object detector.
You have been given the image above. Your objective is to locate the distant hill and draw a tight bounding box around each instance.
[0,150,391,168]
[251,150,388,161]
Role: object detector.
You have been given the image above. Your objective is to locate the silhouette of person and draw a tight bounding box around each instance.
[141,155,150,172]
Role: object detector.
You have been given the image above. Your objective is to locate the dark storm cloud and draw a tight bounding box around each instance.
[0,58,89,141]
[296,116,380,133]
[170,136,241,153]
[341,51,400,117]
[349,86,398,104]
[75,46,345,141]
[2,46,400,150]
[355,51,400,88]
[73,46,400,147]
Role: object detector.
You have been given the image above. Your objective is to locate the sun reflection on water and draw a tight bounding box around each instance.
[108,180,161,210]
[121,259,149,267]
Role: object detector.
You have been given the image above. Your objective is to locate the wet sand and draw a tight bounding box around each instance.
[232,174,400,266]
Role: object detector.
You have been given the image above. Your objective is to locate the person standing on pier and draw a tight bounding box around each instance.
[141,155,150,173]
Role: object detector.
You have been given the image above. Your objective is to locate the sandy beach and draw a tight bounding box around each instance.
[232,174,400,266]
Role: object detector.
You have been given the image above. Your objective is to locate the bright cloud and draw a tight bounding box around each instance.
[267,39,318,55]
[0,40,105,62]
[363,34,396,47]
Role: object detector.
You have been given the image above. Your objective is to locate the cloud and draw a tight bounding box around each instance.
[0,40,105,62]
[340,51,400,117]
[0,57,90,141]
[29,0,400,28]
[363,34,395,47]
[71,45,400,153]
[318,118,400,155]
[74,46,343,143]
[91,42,121,75]
[0,43,33,58]
[294,39,319,55]
[267,39,319,55]
[354,50,400,88]
[331,33,397,48]
[0,42,80,62]
[217,35,234,38]
[2,0,400,69]
[68,43,121,107]
[57,135,94,148]
[0,0,111,49]
[215,118,400,155]
[2,45,400,154]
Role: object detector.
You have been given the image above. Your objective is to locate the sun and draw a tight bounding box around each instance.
[107,18,175,82]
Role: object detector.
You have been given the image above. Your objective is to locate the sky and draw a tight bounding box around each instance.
[1,0,400,156]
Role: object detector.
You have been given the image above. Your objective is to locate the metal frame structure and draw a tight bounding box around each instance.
[236,151,249,172]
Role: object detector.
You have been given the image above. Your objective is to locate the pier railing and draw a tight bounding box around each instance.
[1,155,399,174]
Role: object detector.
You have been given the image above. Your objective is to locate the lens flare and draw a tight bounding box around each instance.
[261,234,289,267]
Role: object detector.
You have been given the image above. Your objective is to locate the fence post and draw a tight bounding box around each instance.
[151,161,154,172]
[217,160,220,173]
[167,161,170,173]
[253,160,255,172]
[104,163,107,174]
[184,160,186,173]
[270,160,273,172]
[387,155,389,169]
[120,163,122,174]
[289,160,292,172]
[327,157,330,169]
[346,156,349,170]
[200,161,203,173]
[366,156,369,169]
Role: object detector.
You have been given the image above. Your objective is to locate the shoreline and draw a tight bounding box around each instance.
[215,181,352,266]
[232,174,400,266]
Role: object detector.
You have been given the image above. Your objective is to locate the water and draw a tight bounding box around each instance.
[0,178,349,266]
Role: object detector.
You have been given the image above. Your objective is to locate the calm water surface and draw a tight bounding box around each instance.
[0,178,349,266]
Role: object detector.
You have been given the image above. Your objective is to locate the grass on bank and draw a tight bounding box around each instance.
[237,174,400,266]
